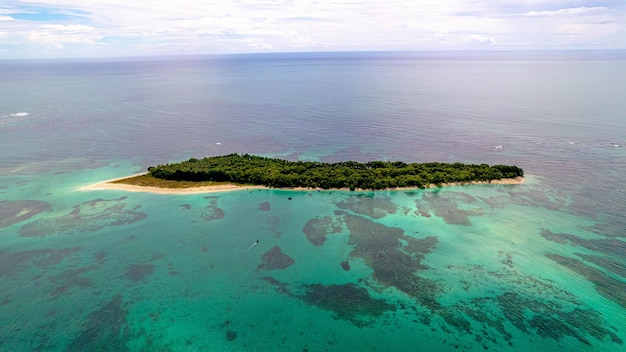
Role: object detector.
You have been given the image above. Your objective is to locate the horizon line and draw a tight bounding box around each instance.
[2,48,625,63]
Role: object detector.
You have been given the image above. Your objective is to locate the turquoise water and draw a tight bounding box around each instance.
[1,51,625,351]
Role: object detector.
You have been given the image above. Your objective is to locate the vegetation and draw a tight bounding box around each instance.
[145,154,523,191]
[111,173,237,189]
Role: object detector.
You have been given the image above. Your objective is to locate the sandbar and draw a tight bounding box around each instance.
[79,175,523,195]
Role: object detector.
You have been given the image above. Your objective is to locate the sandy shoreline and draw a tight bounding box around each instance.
[78,174,269,194]
[79,175,523,195]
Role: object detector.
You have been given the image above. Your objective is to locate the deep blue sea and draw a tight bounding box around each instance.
[1,51,625,351]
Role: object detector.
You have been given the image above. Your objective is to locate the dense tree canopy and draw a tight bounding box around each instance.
[148,154,523,191]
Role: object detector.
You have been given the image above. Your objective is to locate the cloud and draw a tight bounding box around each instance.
[468,34,497,45]
[0,0,625,58]
[25,24,99,49]
[526,6,608,16]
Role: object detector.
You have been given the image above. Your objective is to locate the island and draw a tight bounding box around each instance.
[81,154,523,194]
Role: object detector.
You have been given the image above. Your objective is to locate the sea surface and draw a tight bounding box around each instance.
[1,51,625,351]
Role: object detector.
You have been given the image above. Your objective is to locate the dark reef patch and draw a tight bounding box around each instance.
[415,191,484,226]
[0,200,51,229]
[336,195,396,219]
[262,277,395,327]
[257,246,294,271]
[49,265,98,297]
[259,202,271,211]
[226,330,237,341]
[179,204,191,210]
[19,197,147,237]
[455,297,513,347]
[0,247,82,278]
[302,216,343,246]
[514,188,567,211]
[446,263,623,348]
[342,213,436,282]
[302,283,395,327]
[330,213,443,322]
[124,263,155,282]
[530,314,582,342]
[201,196,224,221]
[546,253,626,309]
[576,253,626,278]
[167,261,180,276]
[340,212,442,315]
[498,292,622,345]
[480,187,566,212]
[498,250,513,267]
[219,320,238,341]
[584,216,626,238]
[66,294,130,351]
[541,229,626,257]
[262,276,291,295]
[94,252,106,265]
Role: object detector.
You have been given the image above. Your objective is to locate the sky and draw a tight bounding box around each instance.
[1,0,625,58]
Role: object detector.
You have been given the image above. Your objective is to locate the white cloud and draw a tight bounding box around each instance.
[526,6,608,16]
[248,41,273,50]
[0,0,625,58]
[25,25,99,48]
[468,34,497,45]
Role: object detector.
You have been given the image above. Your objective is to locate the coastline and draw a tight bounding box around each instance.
[78,174,269,194]
[79,175,524,195]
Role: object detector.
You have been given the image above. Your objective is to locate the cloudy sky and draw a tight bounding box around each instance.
[1,0,625,58]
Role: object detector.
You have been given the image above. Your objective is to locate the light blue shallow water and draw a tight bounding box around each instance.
[1,51,625,351]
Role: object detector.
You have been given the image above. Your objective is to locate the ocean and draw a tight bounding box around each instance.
[1,51,625,351]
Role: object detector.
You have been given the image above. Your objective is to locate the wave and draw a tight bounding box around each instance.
[9,112,29,117]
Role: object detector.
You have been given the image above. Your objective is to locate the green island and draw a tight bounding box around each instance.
[115,153,524,191]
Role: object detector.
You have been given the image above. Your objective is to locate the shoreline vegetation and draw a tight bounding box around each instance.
[81,154,524,194]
